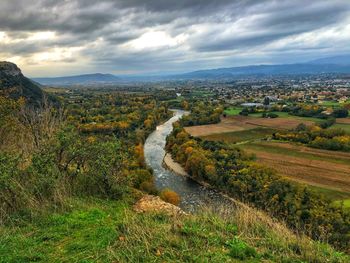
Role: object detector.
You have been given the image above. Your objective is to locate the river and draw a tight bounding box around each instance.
[144,109,231,212]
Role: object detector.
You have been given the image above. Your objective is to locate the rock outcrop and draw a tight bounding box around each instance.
[0,61,44,105]
[133,195,187,216]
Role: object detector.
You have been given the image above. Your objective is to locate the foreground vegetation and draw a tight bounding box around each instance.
[1,197,349,263]
[0,93,171,223]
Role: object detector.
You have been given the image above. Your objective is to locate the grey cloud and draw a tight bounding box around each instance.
[1,0,350,75]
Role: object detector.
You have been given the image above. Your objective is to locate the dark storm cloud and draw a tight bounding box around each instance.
[1,0,350,75]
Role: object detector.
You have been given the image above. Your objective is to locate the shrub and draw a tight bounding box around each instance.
[318,117,335,129]
[333,108,349,118]
[0,153,27,221]
[267,113,278,118]
[159,188,180,205]
[139,181,158,195]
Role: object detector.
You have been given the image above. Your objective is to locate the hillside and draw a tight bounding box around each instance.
[33,73,121,86]
[0,61,44,105]
[1,197,348,262]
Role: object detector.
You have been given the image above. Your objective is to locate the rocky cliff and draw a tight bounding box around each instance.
[0,61,44,105]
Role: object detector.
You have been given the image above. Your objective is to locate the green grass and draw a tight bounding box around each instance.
[224,107,242,116]
[333,123,350,133]
[1,197,348,262]
[319,101,341,107]
[248,111,324,123]
[202,128,277,143]
[309,185,350,202]
[335,199,350,208]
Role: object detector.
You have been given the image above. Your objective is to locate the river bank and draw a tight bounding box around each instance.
[162,153,188,177]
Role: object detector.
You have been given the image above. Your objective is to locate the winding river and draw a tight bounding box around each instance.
[144,109,230,212]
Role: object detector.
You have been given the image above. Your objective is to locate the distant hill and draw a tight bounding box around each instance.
[34,73,121,86]
[171,63,350,80]
[31,54,350,84]
[0,61,44,105]
[308,54,350,65]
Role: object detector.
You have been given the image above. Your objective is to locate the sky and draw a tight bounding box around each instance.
[1,0,350,77]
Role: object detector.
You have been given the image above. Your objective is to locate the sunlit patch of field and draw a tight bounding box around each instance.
[185,114,316,137]
[224,107,242,116]
[184,116,256,137]
[201,127,277,143]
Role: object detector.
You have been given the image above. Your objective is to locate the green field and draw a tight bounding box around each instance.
[224,107,242,116]
[309,186,350,203]
[319,101,341,107]
[333,123,350,133]
[248,111,324,124]
[202,127,277,143]
[335,199,350,208]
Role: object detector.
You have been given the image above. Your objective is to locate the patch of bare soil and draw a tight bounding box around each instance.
[184,115,314,137]
[336,118,350,124]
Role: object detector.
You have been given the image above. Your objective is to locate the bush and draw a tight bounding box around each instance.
[267,113,278,118]
[159,188,180,205]
[239,110,249,116]
[333,108,349,118]
[0,153,27,221]
[139,181,158,195]
[318,117,335,129]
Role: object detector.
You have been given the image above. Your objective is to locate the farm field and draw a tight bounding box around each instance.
[334,118,350,134]
[248,111,324,124]
[224,107,242,116]
[318,100,341,107]
[202,127,277,143]
[333,123,350,133]
[236,141,350,202]
[336,118,350,124]
[184,116,256,136]
[185,114,316,137]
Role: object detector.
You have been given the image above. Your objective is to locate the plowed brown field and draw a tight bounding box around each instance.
[185,115,314,137]
[243,142,350,193]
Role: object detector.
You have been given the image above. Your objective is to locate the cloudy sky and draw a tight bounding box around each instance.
[1,0,350,77]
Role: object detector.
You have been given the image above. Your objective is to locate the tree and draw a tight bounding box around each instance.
[333,108,349,118]
[263,96,270,106]
[160,188,180,205]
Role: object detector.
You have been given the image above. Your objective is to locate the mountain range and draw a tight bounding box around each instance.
[30,54,350,85]
[34,73,121,86]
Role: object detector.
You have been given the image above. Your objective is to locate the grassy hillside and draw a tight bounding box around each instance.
[1,197,348,263]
